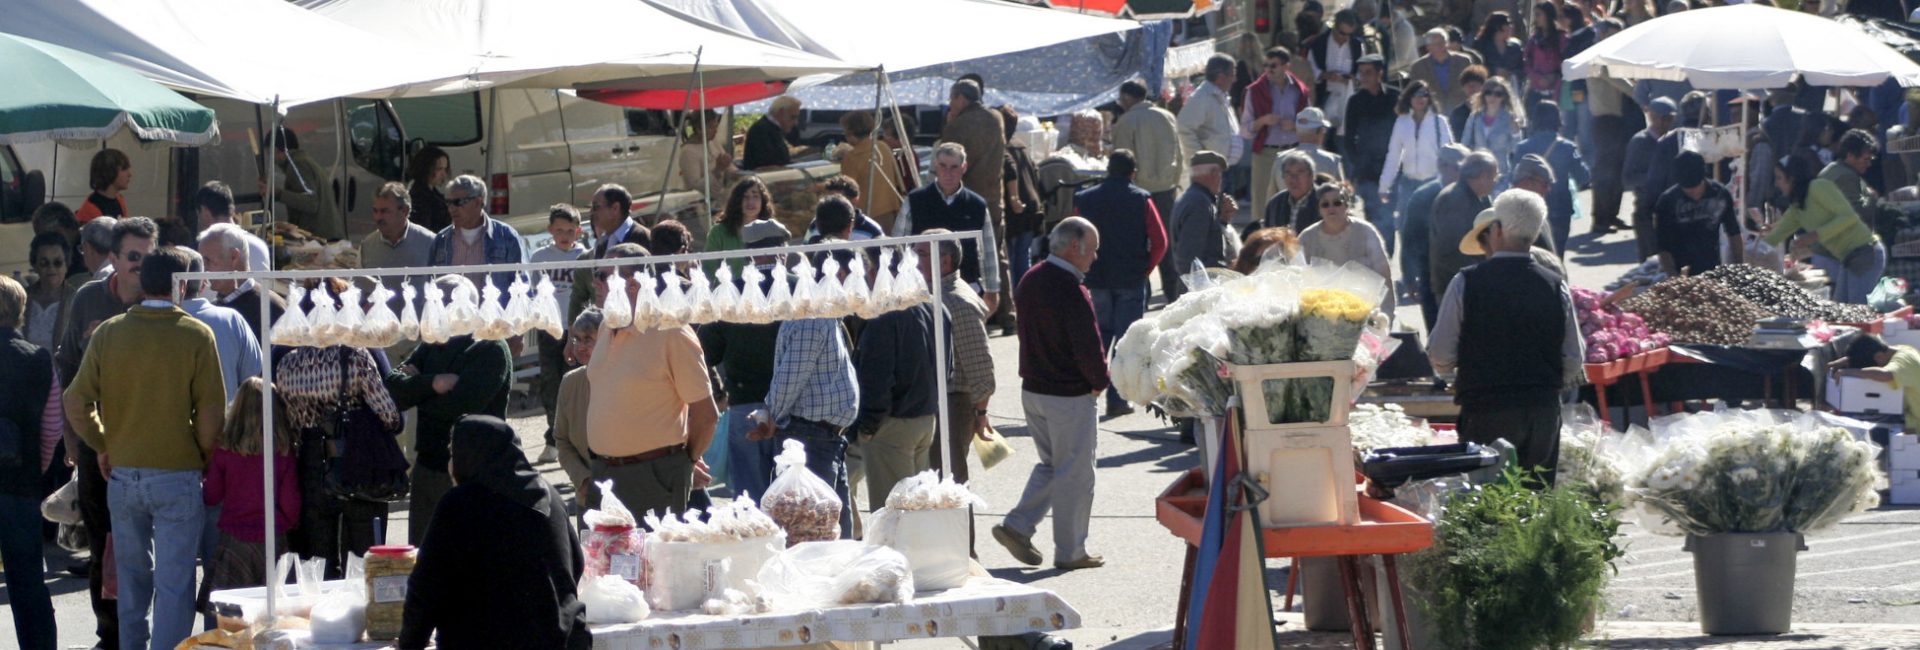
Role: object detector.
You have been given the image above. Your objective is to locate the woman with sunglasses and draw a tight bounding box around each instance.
[24,233,75,351]
[1462,77,1525,176]
[1298,185,1393,312]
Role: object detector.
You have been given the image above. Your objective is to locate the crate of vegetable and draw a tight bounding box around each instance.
[1573,287,1672,370]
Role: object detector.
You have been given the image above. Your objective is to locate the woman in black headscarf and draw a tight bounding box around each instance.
[399,416,590,650]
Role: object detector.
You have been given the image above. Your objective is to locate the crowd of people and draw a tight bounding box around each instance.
[2,0,1915,645]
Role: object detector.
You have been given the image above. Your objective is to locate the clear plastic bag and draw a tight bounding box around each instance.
[862,248,897,319]
[306,285,341,347]
[685,267,714,325]
[356,285,404,349]
[843,252,872,316]
[756,541,913,610]
[581,575,650,624]
[709,264,741,323]
[896,246,931,307]
[529,276,565,339]
[655,271,690,330]
[740,264,772,325]
[443,280,481,338]
[630,270,660,331]
[398,283,420,341]
[815,257,846,317]
[310,556,368,644]
[474,277,514,340]
[419,280,450,344]
[763,439,843,545]
[504,274,533,337]
[272,285,315,347]
[335,284,365,343]
[790,255,819,319]
[865,471,981,592]
[583,480,646,588]
[766,258,794,321]
[602,272,633,329]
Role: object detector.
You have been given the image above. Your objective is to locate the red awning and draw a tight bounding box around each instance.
[581,80,790,110]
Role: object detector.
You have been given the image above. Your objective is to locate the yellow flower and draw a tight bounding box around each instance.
[1300,288,1371,322]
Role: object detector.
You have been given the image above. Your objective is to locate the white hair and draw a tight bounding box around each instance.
[1424,28,1449,45]
[1278,150,1317,176]
[771,96,803,115]
[933,141,968,166]
[198,222,253,270]
[447,174,487,202]
[1492,190,1547,248]
[1049,216,1097,255]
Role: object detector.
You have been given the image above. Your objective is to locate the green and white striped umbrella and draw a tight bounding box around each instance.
[0,31,217,146]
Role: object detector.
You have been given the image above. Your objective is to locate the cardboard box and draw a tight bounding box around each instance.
[1889,330,1920,349]
[1891,470,1920,505]
[1892,434,1920,470]
[1828,375,1904,416]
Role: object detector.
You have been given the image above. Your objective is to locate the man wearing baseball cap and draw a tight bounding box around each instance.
[1429,190,1585,485]
[1652,151,1741,277]
[1624,96,1679,261]
[1288,107,1346,186]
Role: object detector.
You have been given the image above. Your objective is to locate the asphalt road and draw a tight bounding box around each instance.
[11,204,1920,649]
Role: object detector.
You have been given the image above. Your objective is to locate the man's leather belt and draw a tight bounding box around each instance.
[599,443,686,466]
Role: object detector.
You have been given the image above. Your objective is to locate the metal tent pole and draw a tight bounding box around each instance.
[262,96,280,621]
[651,47,705,225]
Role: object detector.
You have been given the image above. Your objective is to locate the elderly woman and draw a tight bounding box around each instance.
[399,416,589,650]
[1062,109,1108,162]
[1765,154,1887,304]
[1299,185,1393,302]
[838,110,908,233]
[551,308,602,513]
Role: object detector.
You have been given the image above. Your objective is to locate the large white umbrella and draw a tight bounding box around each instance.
[1563,3,1920,89]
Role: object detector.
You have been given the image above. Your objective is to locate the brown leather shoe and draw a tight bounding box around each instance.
[1054,554,1106,571]
[993,525,1043,566]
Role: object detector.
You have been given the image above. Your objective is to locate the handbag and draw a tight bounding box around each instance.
[323,348,412,503]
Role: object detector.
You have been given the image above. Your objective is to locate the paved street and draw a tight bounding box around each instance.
[13,213,1920,649]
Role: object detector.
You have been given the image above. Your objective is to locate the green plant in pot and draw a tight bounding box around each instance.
[1407,468,1624,650]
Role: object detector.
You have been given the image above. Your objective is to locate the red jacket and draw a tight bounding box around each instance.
[1015,261,1109,397]
[1247,72,1312,154]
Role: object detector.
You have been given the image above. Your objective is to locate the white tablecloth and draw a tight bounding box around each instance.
[590,578,1081,650]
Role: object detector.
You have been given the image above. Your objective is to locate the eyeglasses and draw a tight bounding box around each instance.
[448,196,480,207]
[1319,201,1347,208]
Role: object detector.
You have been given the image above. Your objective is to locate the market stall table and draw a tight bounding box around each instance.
[1156,468,1432,650]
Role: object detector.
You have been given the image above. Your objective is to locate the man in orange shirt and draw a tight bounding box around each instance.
[74,149,131,223]
[585,244,720,518]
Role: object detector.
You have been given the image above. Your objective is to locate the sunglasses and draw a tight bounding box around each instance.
[448,196,480,207]
[1485,92,1507,98]
[33,257,65,267]
[1319,201,1347,208]
[120,250,144,264]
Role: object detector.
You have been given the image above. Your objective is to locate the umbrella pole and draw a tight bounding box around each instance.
[1738,95,1749,231]
[864,66,887,217]
[698,58,711,223]
[650,47,705,226]
[262,95,279,624]
[882,71,919,193]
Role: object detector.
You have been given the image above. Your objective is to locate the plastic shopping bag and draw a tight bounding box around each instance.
[756,541,913,609]
[971,425,1015,471]
[581,575,650,624]
[582,480,646,588]
[762,440,842,545]
[42,477,80,525]
[272,286,314,347]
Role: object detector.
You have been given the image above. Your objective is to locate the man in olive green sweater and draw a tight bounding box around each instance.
[64,246,226,650]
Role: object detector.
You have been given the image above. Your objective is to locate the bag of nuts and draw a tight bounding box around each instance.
[762,439,844,545]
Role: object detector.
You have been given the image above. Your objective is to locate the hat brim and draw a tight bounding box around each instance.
[1460,209,1496,256]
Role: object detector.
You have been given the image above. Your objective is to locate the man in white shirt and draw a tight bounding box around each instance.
[1176,55,1243,176]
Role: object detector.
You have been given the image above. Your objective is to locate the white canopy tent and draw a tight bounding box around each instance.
[298,0,860,92]
[1562,3,1920,89]
[0,0,509,107]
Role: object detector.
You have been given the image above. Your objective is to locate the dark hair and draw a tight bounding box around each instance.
[111,216,158,255]
[1680,91,1710,127]
[1265,46,1293,64]
[814,195,856,237]
[1446,25,1468,45]
[1528,100,1561,133]
[261,127,299,152]
[1204,54,1236,82]
[1107,149,1138,179]
[1396,80,1432,115]
[1119,80,1149,101]
[822,174,860,200]
[596,184,633,218]
[1838,128,1878,161]
[196,181,235,218]
[998,105,1020,140]
[137,246,190,297]
[1476,12,1511,42]
[647,220,691,256]
[1848,334,1893,370]
[1779,154,1820,209]
[959,72,985,92]
[1459,64,1489,88]
[1533,2,1562,41]
[88,149,131,193]
[30,232,70,268]
[408,145,449,188]
[548,203,580,224]
[839,110,877,141]
[722,177,774,234]
[31,202,78,240]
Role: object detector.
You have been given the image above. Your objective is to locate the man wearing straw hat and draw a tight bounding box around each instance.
[1427,190,1585,485]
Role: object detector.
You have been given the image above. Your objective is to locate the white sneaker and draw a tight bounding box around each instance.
[536,447,559,464]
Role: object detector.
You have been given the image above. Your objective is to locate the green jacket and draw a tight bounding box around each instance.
[1767,178,1876,261]
[385,335,511,469]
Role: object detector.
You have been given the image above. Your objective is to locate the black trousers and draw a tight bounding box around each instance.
[1457,399,1563,487]
[1590,115,1629,230]
[537,331,569,446]
[294,435,390,579]
[1149,189,1184,305]
[74,444,117,647]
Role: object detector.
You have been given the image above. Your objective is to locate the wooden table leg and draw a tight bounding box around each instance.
[1283,557,1299,611]
[1638,372,1657,423]
[1336,556,1376,650]
[1173,544,1196,649]
[1594,380,1613,427]
[1381,555,1413,650]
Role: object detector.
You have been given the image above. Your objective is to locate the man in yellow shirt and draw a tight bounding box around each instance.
[1833,335,1920,431]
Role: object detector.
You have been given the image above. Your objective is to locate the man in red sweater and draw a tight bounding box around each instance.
[1071,150,1167,417]
[994,217,1109,571]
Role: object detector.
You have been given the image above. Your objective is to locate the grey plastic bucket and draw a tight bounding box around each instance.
[1685,532,1806,635]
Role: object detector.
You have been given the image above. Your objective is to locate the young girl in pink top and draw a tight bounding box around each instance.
[202,377,301,591]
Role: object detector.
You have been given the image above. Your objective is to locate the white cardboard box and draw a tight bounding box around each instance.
[1892,470,1920,505]
[1887,317,1912,335]
[1892,434,1920,470]
[1828,375,1904,416]
[1888,329,1920,349]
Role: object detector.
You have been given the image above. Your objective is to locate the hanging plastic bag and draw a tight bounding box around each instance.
[602,272,633,330]
[862,248,897,319]
[766,257,794,320]
[397,283,421,341]
[357,285,404,349]
[896,245,931,307]
[272,285,315,347]
[626,270,657,331]
[504,274,534,337]
[844,251,873,317]
[530,276,565,339]
[815,257,846,317]
[762,439,843,545]
[306,284,342,347]
[583,480,647,588]
[740,263,772,324]
[685,266,714,325]
[335,284,365,343]
[790,255,819,319]
[1869,277,1907,314]
[655,270,690,330]
[709,264,742,323]
[418,281,449,344]
[443,280,481,338]
[581,576,650,624]
[474,277,514,340]
[41,476,81,525]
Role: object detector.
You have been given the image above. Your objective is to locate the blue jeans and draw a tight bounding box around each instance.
[725,403,776,502]
[774,420,853,539]
[1357,180,1394,257]
[108,467,205,650]
[1008,232,1038,289]
[1091,283,1149,408]
[0,493,56,650]
[1814,241,1889,305]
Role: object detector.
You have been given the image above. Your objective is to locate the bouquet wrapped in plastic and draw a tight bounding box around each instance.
[1623,408,1885,536]
[1153,315,1233,416]
[1282,285,1376,423]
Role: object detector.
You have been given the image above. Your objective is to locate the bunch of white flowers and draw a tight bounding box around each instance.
[1624,410,1884,536]
[1349,404,1432,453]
